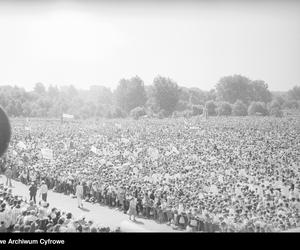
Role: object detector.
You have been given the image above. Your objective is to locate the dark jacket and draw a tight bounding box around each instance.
[29,185,37,195]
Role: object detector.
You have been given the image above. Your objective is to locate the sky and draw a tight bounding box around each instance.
[0,0,299,91]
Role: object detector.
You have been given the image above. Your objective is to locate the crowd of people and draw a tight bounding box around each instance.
[1,115,300,232]
[0,183,118,232]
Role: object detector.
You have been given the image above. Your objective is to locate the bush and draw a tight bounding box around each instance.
[158,109,169,119]
[283,100,299,109]
[216,102,232,116]
[270,107,283,117]
[232,100,247,116]
[111,107,127,118]
[191,105,203,116]
[175,101,191,112]
[182,109,193,118]
[104,109,112,119]
[269,100,281,110]
[205,100,217,116]
[130,106,146,120]
[248,102,269,116]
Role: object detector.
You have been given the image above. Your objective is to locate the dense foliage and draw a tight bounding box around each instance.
[0,75,299,119]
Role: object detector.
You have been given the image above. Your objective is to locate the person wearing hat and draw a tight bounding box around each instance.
[39,180,48,202]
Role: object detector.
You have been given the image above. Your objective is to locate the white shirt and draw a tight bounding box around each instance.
[40,184,48,194]
[76,185,83,196]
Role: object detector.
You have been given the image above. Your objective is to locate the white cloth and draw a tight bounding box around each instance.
[40,184,48,194]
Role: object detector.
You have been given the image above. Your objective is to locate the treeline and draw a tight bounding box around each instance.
[0,74,299,119]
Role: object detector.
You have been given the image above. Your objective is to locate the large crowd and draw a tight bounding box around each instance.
[0,183,117,232]
[1,115,300,232]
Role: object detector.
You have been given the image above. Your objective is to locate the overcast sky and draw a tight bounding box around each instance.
[0,0,299,91]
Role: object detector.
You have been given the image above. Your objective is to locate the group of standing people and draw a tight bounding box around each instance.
[1,115,300,232]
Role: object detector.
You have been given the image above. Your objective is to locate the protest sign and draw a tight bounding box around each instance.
[25,126,31,132]
[41,148,53,160]
[17,141,27,150]
[121,138,130,144]
[172,146,179,155]
[148,147,159,160]
[210,185,219,195]
[115,123,122,129]
[91,146,100,155]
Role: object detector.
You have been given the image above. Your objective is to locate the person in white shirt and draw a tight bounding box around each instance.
[39,181,48,202]
[11,205,22,226]
[76,182,84,208]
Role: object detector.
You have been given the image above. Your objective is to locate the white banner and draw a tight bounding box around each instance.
[41,148,53,160]
[172,146,179,155]
[121,138,130,144]
[25,126,31,132]
[115,123,122,129]
[17,141,27,150]
[210,185,219,195]
[148,147,159,160]
[63,113,74,119]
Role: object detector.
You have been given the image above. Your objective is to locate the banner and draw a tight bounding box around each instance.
[17,141,27,150]
[148,147,159,160]
[171,146,179,155]
[25,126,31,132]
[62,113,74,119]
[121,138,130,144]
[41,148,53,160]
[91,146,99,154]
[210,185,219,195]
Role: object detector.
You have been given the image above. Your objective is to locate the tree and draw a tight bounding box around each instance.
[216,75,252,104]
[130,107,147,120]
[270,107,283,117]
[189,88,207,105]
[205,100,217,116]
[175,100,191,112]
[284,100,299,109]
[47,85,60,99]
[249,80,272,103]
[111,107,127,118]
[287,86,300,100]
[217,102,232,116]
[269,100,281,110]
[34,82,46,95]
[248,102,269,116]
[114,76,147,113]
[191,105,203,116]
[153,76,180,115]
[232,100,247,116]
